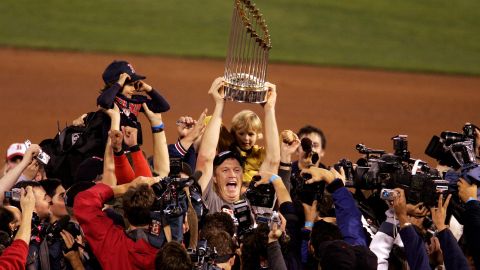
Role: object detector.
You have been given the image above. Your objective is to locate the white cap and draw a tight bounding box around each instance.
[6,143,27,160]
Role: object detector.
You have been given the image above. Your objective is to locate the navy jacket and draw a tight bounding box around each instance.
[462,200,480,270]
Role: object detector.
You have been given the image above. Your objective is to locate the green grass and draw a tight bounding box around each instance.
[1,0,479,74]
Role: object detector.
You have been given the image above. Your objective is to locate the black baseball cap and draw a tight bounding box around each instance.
[213,151,243,167]
[74,156,104,182]
[64,181,96,208]
[102,60,146,84]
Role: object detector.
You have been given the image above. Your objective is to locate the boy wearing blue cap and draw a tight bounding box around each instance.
[97,60,170,145]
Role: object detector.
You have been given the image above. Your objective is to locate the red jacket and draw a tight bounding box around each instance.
[0,239,28,270]
[74,183,158,270]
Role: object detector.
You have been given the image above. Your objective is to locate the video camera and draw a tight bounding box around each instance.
[336,135,448,206]
[293,137,326,205]
[425,123,479,169]
[232,198,281,240]
[42,216,83,252]
[151,174,197,218]
[188,239,220,270]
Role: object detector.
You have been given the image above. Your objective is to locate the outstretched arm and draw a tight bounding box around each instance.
[0,186,36,270]
[143,103,170,177]
[0,145,40,203]
[259,83,280,174]
[101,105,121,186]
[196,77,225,193]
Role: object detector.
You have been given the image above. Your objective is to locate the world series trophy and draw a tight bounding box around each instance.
[224,0,272,103]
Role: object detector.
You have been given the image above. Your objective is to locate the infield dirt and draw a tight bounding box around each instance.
[0,48,478,165]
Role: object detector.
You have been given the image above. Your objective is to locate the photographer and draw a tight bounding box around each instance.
[0,144,40,203]
[155,241,193,270]
[430,193,469,270]
[253,171,302,269]
[38,178,86,270]
[241,222,287,270]
[202,231,236,270]
[0,186,35,270]
[298,167,377,269]
[391,188,430,270]
[301,166,367,246]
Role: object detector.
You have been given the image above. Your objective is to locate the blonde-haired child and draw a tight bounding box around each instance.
[229,109,266,184]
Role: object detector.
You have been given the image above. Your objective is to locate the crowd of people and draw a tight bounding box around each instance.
[0,60,480,270]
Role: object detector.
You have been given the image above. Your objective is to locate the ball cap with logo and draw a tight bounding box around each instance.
[102,60,146,85]
[6,143,27,161]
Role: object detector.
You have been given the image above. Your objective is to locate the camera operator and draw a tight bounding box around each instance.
[8,181,52,270]
[0,186,36,270]
[430,193,470,270]
[458,178,480,269]
[368,199,428,270]
[391,188,464,270]
[155,241,193,270]
[301,166,367,246]
[38,178,86,270]
[202,230,236,270]
[251,171,302,269]
[291,126,327,173]
[196,78,280,213]
[282,125,327,201]
[298,166,377,269]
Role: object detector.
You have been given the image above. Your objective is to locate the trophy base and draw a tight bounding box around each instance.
[224,85,268,103]
[223,74,267,103]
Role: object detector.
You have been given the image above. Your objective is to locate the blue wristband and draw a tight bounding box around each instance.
[268,174,280,183]
[304,221,314,228]
[152,123,164,129]
[152,123,164,133]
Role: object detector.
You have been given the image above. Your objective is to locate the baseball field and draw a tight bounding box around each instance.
[0,0,479,165]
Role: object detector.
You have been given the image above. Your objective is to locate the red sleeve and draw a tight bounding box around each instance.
[73,183,134,270]
[0,239,28,270]
[131,150,152,178]
[114,154,135,185]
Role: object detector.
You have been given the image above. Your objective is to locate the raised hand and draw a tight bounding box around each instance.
[142,103,163,126]
[280,130,300,162]
[431,193,452,232]
[20,186,36,215]
[117,73,130,86]
[263,82,277,110]
[109,130,123,153]
[122,126,138,147]
[208,77,225,104]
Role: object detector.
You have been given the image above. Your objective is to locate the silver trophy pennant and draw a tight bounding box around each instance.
[224,0,272,103]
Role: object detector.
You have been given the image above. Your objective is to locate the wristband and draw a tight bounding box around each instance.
[152,123,164,133]
[279,161,292,167]
[268,174,280,183]
[129,145,140,152]
[304,221,314,228]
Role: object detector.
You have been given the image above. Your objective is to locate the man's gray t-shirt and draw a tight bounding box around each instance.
[203,179,234,213]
